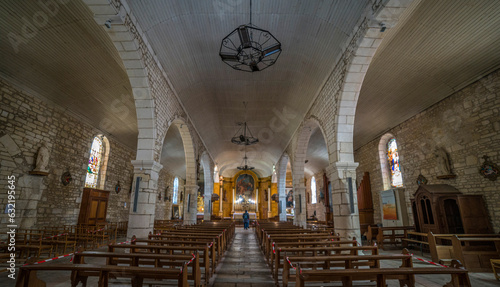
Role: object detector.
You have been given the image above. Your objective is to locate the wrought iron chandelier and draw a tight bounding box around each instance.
[219,0,281,72]
[237,148,255,171]
[231,102,258,145]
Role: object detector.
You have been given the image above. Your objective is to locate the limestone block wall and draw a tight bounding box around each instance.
[155,169,178,220]
[305,174,327,221]
[355,69,500,231]
[0,79,135,235]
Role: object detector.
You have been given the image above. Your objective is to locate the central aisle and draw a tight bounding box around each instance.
[209,227,275,287]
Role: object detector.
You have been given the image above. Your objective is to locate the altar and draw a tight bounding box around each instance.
[232,212,257,220]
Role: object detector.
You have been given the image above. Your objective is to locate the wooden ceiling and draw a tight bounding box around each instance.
[1,0,499,178]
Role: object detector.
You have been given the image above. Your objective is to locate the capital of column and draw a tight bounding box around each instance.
[131,160,163,174]
[329,161,359,180]
[184,185,200,192]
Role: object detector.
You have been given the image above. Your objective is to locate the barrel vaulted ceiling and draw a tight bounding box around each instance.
[1,0,499,179]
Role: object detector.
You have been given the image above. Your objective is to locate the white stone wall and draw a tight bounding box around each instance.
[355,69,500,232]
[0,79,135,236]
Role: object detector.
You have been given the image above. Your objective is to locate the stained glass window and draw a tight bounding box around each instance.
[387,138,403,187]
[311,176,317,204]
[173,177,179,204]
[85,136,103,188]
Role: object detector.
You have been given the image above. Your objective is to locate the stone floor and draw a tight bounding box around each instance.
[208,227,275,287]
[0,228,499,286]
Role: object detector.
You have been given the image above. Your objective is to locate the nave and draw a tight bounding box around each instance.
[3,221,500,287]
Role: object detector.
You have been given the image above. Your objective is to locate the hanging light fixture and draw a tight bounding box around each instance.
[219,0,282,72]
[237,147,255,171]
[231,102,258,145]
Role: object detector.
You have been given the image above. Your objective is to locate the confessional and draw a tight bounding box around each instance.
[411,184,492,234]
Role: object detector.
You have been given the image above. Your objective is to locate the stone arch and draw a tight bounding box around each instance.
[379,133,397,190]
[292,118,327,227]
[276,153,289,221]
[168,118,198,224]
[200,151,214,221]
[333,0,414,163]
[82,0,156,161]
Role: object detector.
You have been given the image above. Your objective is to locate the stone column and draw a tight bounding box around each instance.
[293,186,307,228]
[203,196,211,221]
[127,160,163,239]
[328,162,361,240]
[279,193,287,221]
[183,185,199,225]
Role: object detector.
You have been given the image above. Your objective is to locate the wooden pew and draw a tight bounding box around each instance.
[366,224,379,245]
[273,245,377,283]
[402,230,429,256]
[16,263,190,287]
[376,226,415,250]
[137,238,216,280]
[264,233,338,262]
[452,236,500,272]
[294,260,471,287]
[71,250,201,286]
[428,232,500,265]
[283,253,413,287]
[108,243,210,284]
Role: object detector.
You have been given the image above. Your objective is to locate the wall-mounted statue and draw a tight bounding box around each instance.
[30,142,50,176]
[435,148,456,179]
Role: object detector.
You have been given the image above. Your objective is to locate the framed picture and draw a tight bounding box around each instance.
[172,205,179,219]
[381,190,398,220]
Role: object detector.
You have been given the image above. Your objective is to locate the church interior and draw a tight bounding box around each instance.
[0,0,499,286]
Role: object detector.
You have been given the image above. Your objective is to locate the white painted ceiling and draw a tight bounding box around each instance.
[0,0,137,149]
[126,0,371,177]
[1,0,499,179]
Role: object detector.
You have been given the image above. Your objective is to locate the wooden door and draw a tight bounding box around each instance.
[78,188,110,225]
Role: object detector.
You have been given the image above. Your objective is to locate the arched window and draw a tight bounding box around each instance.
[311,176,317,204]
[172,177,179,204]
[387,138,403,187]
[85,136,104,188]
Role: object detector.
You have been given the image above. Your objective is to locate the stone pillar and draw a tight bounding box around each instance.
[127,160,163,239]
[293,186,307,228]
[279,193,287,221]
[203,196,211,221]
[183,185,199,225]
[328,162,361,240]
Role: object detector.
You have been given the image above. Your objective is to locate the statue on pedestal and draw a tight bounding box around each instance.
[435,148,456,179]
[30,142,50,176]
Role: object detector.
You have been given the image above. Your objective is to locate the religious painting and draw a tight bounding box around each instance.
[172,205,179,219]
[236,174,254,201]
[381,190,398,220]
[286,190,294,208]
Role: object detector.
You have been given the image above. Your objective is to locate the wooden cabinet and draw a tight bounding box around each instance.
[78,188,110,225]
[411,184,492,234]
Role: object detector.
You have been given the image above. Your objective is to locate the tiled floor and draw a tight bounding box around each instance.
[1,228,499,286]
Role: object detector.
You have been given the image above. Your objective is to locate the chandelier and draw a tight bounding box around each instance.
[237,148,255,171]
[231,102,258,145]
[219,0,281,72]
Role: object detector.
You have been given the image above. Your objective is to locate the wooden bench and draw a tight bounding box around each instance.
[294,261,471,287]
[273,245,377,283]
[402,230,429,255]
[376,226,415,250]
[452,236,500,272]
[366,224,379,245]
[71,250,201,286]
[16,263,190,287]
[135,238,216,279]
[283,253,413,287]
[428,232,500,265]
[108,243,210,283]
